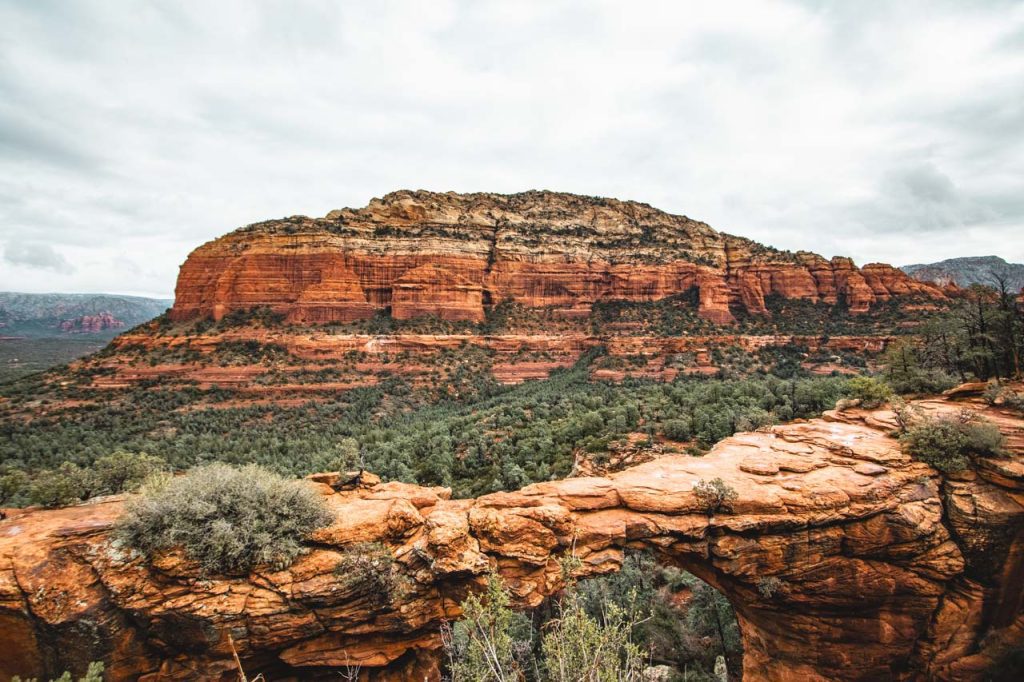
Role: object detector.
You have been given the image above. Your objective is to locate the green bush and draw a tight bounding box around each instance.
[5,452,166,508]
[443,570,646,682]
[844,376,893,408]
[576,552,742,678]
[116,464,333,574]
[334,542,407,602]
[443,574,534,682]
[661,418,691,442]
[887,368,957,395]
[693,477,738,516]
[27,463,93,508]
[0,467,29,506]
[899,413,1006,474]
[92,451,167,496]
[540,587,644,682]
[12,661,104,682]
[984,384,1024,413]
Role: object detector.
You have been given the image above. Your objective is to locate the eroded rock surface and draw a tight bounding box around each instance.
[170,191,942,325]
[2,395,1021,681]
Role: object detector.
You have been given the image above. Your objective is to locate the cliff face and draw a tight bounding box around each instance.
[86,329,891,396]
[58,312,125,333]
[170,191,942,325]
[2,393,1021,682]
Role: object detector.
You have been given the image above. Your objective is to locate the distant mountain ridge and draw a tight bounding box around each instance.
[0,292,171,337]
[901,256,1024,293]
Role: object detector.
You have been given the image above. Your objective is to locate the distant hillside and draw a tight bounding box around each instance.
[0,292,171,337]
[902,256,1024,293]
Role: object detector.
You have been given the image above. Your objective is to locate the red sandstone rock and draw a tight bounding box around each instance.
[1,394,1020,682]
[31,329,896,402]
[392,263,484,322]
[169,191,944,325]
[59,312,125,333]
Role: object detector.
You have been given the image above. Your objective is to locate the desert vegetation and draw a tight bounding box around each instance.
[116,463,333,574]
[11,662,104,682]
[898,411,1006,474]
[0,351,854,505]
[443,553,742,682]
[879,284,1023,389]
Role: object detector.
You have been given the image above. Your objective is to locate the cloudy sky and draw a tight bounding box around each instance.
[2,0,1023,298]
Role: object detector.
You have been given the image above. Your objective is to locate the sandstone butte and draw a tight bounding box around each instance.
[2,392,1022,681]
[168,190,944,326]
[59,312,125,333]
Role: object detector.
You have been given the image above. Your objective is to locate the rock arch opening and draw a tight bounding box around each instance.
[574,551,744,681]
[437,550,745,682]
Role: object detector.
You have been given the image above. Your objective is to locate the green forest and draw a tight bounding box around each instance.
[0,349,853,506]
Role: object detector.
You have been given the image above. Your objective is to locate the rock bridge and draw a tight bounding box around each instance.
[1,395,1022,681]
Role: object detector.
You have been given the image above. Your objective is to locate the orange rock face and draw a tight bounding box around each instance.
[391,263,484,322]
[71,330,894,398]
[2,394,1021,681]
[169,191,943,325]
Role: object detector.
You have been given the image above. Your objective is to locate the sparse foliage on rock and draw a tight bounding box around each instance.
[757,576,784,600]
[693,478,738,516]
[844,376,893,409]
[12,661,104,682]
[334,542,408,602]
[116,463,333,574]
[899,412,1006,474]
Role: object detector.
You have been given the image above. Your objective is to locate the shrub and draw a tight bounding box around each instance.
[540,587,645,682]
[983,383,1003,405]
[887,368,957,395]
[984,384,1024,413]
[662,418,692,442]
[442,570,646,682]
[899,413,1006,474]
[693,478,738,516]
[117,464,333,574]
[93,451,167,495]
[442,574,533,682]
[334,542,408,602]
[0,468,29,506]
[756,576,783,599]
[844,376,893,409]
[27,463,93,508]
[12,661,104,682]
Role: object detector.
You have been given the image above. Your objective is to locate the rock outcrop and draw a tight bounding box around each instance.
[68,331,892,398]
[2,394,1021,681]
[170,191,942,325]
[58,312,125,333]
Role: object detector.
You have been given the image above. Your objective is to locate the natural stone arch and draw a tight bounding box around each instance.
[1,397,1021,681]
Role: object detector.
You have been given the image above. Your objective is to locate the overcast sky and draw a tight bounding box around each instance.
[2,0,1023,298]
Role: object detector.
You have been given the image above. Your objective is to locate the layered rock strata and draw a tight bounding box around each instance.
[170,191,942,325]
[2,394,1021,681]
[75,331,892,395]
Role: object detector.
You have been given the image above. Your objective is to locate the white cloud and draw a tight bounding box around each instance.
[1,0,1023,298]
[3,241,71,272]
